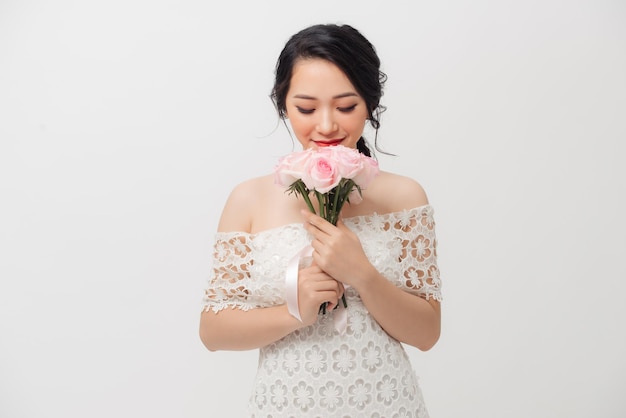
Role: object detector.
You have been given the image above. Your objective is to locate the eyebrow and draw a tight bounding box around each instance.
[292,92,359,100]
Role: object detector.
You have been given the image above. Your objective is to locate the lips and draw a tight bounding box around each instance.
[314,139,343,147]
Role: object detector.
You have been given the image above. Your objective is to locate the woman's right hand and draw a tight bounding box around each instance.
[297,263,344,327]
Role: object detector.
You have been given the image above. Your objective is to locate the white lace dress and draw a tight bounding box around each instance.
[203,205,442,418]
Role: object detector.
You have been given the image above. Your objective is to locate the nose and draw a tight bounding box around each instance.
[316,109,338,136]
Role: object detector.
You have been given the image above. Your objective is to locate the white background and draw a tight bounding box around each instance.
[1,0,625,417]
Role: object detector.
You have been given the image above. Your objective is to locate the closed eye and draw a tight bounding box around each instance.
[296,106,315,115]
[338,104,357,113]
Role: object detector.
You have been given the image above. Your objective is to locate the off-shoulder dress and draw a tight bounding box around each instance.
[203,205,442,418]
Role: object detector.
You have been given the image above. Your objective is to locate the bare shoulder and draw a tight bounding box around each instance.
[217,174,275,233]
[368,171,429,212]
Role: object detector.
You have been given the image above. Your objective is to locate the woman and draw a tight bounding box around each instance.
[200,23,442,417]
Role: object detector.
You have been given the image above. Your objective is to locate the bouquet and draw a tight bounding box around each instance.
[274,145,380,314]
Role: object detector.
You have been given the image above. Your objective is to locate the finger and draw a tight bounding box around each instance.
[301,209,335,234]
[324,300,337,312]
[308,236,325,256]
[310,278,344,295]
[300,265,333,280]
[304,222,337,253]
[318,291,340,311]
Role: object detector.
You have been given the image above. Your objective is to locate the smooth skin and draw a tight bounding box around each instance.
[199,58,440,352]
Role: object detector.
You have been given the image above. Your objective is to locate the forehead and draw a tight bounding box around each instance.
[289,58,358,96]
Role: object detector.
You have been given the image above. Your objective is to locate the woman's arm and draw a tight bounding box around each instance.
[301,176,442,351]
[200,263,345,351]
[200,260,344,351]
[199,305,300,351]
[199,179,344,351]
[303,211,441,350]
[352,270,441,351]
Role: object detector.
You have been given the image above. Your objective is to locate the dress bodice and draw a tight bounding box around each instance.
[203,205,441,313]
[202,205,442,417]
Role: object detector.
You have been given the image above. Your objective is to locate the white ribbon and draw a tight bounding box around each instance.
[333,300,348,334]
[285,245,312,323]
[285,245,348,334]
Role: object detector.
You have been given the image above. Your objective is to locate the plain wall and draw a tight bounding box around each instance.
[1,0,625,417]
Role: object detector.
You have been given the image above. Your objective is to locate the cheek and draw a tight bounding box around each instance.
[289,115,314,134]
[344,115,368,133]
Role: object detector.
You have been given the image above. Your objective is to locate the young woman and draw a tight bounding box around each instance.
[200,23,442,417]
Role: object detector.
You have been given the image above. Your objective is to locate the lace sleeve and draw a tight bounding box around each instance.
[202,232,256,313]
[201,228,298,313]
[397,206,443,301]
[366,206,443,301]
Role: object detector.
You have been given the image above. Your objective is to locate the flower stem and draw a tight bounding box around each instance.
[315,191,325,219]
[295,182,316,213]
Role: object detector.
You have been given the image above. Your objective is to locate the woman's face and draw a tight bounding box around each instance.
[284,58,369,150]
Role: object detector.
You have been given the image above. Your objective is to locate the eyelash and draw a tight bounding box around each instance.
[339,105,357,113]
[296,105,357,114]
[296,107,314,115]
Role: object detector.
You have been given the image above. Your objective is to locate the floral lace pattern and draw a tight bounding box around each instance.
[202,205,441,417]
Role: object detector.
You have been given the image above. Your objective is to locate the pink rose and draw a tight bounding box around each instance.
[273,149,313,187]
[329,145,364,179]
[301,152,341,193]
[351,155,379,189]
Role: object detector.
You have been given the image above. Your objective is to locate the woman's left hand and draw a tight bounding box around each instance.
[301,210,376,290]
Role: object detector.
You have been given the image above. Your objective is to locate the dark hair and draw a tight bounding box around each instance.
[271,24,387,157]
